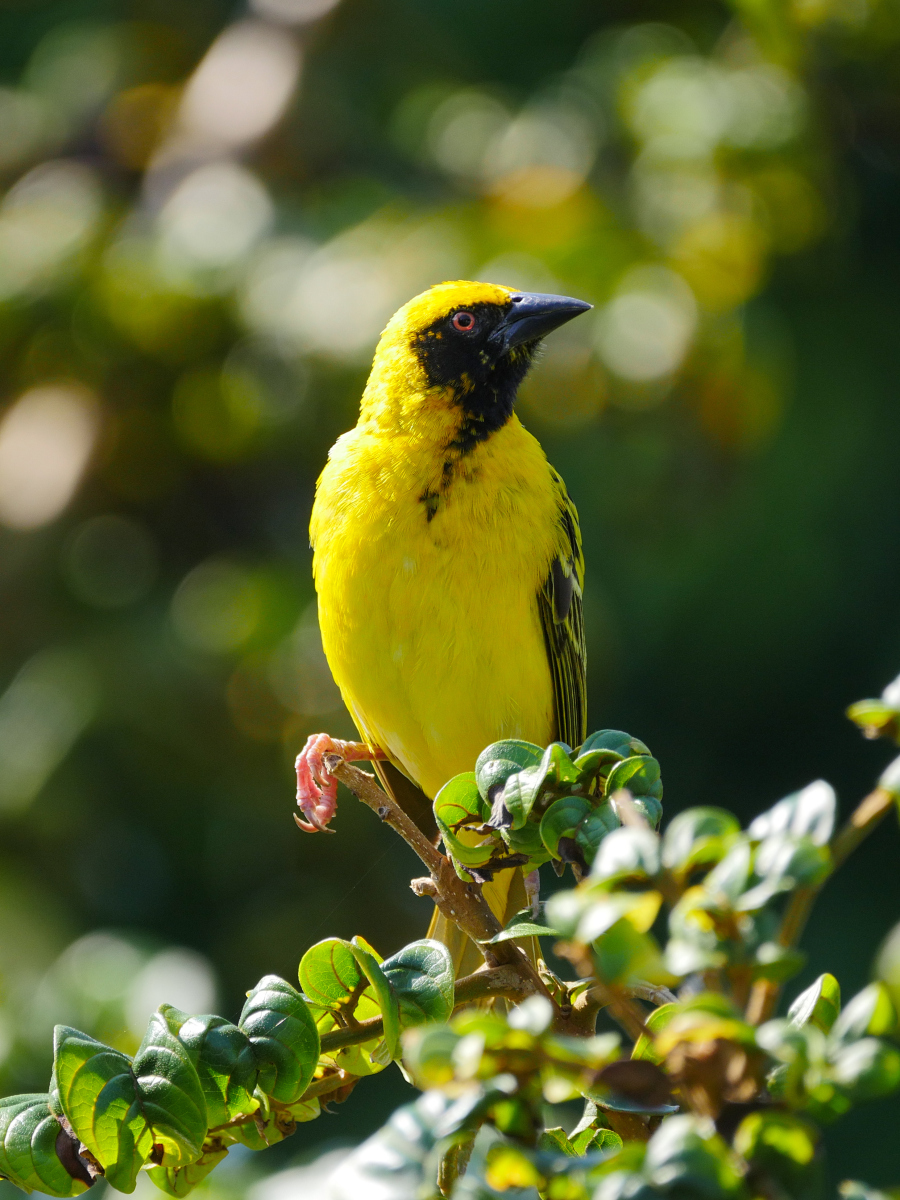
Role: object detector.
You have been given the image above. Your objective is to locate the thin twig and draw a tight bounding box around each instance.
[316,967,530,1055]
[746,785,895,1025]
[331,759,553,1005]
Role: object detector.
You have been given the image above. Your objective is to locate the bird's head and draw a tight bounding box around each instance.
[362,280,591,450]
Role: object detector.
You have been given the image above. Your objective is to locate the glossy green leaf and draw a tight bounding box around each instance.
[0,1096,88,1197]
[299,938,361,1010]
[572,747,625,785]
[539,795,590,858]
[485,908,561,944]
[579,730,651,759]
[348,941,401,1061]
[575,804,621,863]
[661,807,740,876]
[605,755,663,810]
[380,939,454,1027]
[571,1126,623,1155]
[500,818,548,862]
[748,780,836,847]
[51,1026,151,1192]
[132,1007,207,1167]
[147,1140,229,1198]
[501,743,579,829]
[433,774,497,868]
[175,1015,258,1130]
[475,740,543,801]
[789,974,841,1034]
[239,976,319,1105]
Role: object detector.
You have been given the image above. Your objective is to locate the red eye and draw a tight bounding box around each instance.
[452,311,476,332]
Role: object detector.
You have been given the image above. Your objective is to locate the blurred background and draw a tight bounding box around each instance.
[1,0,900,1192]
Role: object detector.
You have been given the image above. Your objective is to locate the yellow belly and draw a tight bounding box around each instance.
[311,415,559,798]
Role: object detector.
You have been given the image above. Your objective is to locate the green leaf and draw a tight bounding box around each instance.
[299,938,361,1011]
[734,1112,821,1199]
[539,795,590,858]
[631,1004,680,1063]
[433,774,498,869]
[847,699,900,741]
[239,976,319,1104]
[593,919,671,987]
[831,983,896,1043]
[51,1026,151,1192]
[579,730,651,759]
[348,941,401,1062]
[789,974,841,1034]
[605,756,663,813]
[752,834,831,892]
[590,827,661,883]
[502,743,579,829]
[644,1114,744,1196]
[703,840,752,903]
[475,740,543,801]
[147,1140,229,1198]
[380,940,455,1027]
[538,1126,576,1156]
[661,808,740,877]
[299,941,398,1075]
[485,908,561,944]
[401,1025,461,1088]
[747,780,836,847]
[174,1015,258,1130]
[575,805,621,864]
[571,1126,623,1156]
[0,1096,89,1197]
[830,1038,900,1100]
[501,818,548,863]
[132,1007,208,1168]
[572,747,625,785]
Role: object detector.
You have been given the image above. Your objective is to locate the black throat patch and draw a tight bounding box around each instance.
[411,302,537,455]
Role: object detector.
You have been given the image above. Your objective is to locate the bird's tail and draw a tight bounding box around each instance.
[427,866,534,981]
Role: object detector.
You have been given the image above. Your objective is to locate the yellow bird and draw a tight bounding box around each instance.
[296,280,589,973]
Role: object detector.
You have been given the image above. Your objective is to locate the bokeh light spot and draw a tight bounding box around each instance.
[171,559,263,653]
[63,514,158,609]
[0,385,99,530]
[597,265,698,382]
[176,20,301,151]
[0,648,98,814]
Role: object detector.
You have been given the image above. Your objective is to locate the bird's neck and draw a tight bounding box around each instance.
[358,359,520,453]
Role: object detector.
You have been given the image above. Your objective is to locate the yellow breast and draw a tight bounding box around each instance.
[311,414,560,799]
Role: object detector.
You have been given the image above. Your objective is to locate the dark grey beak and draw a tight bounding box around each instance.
[490,291,592,354]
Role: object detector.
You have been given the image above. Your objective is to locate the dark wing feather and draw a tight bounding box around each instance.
[538,467,587,750]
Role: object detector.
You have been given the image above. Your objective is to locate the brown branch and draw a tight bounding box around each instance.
[746,785,895,1025]
[330,759,553,1004]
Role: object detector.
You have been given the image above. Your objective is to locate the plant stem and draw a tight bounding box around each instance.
[317,966,530,1054]
[745,784,895,1025]
[331,759,552,1005]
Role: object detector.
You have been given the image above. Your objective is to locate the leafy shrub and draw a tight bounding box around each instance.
[3,678,900,1199]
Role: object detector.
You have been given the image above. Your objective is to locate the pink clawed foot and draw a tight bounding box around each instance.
[294,734,385,833]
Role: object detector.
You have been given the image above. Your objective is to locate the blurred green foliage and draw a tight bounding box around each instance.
[2,0,900,1190]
